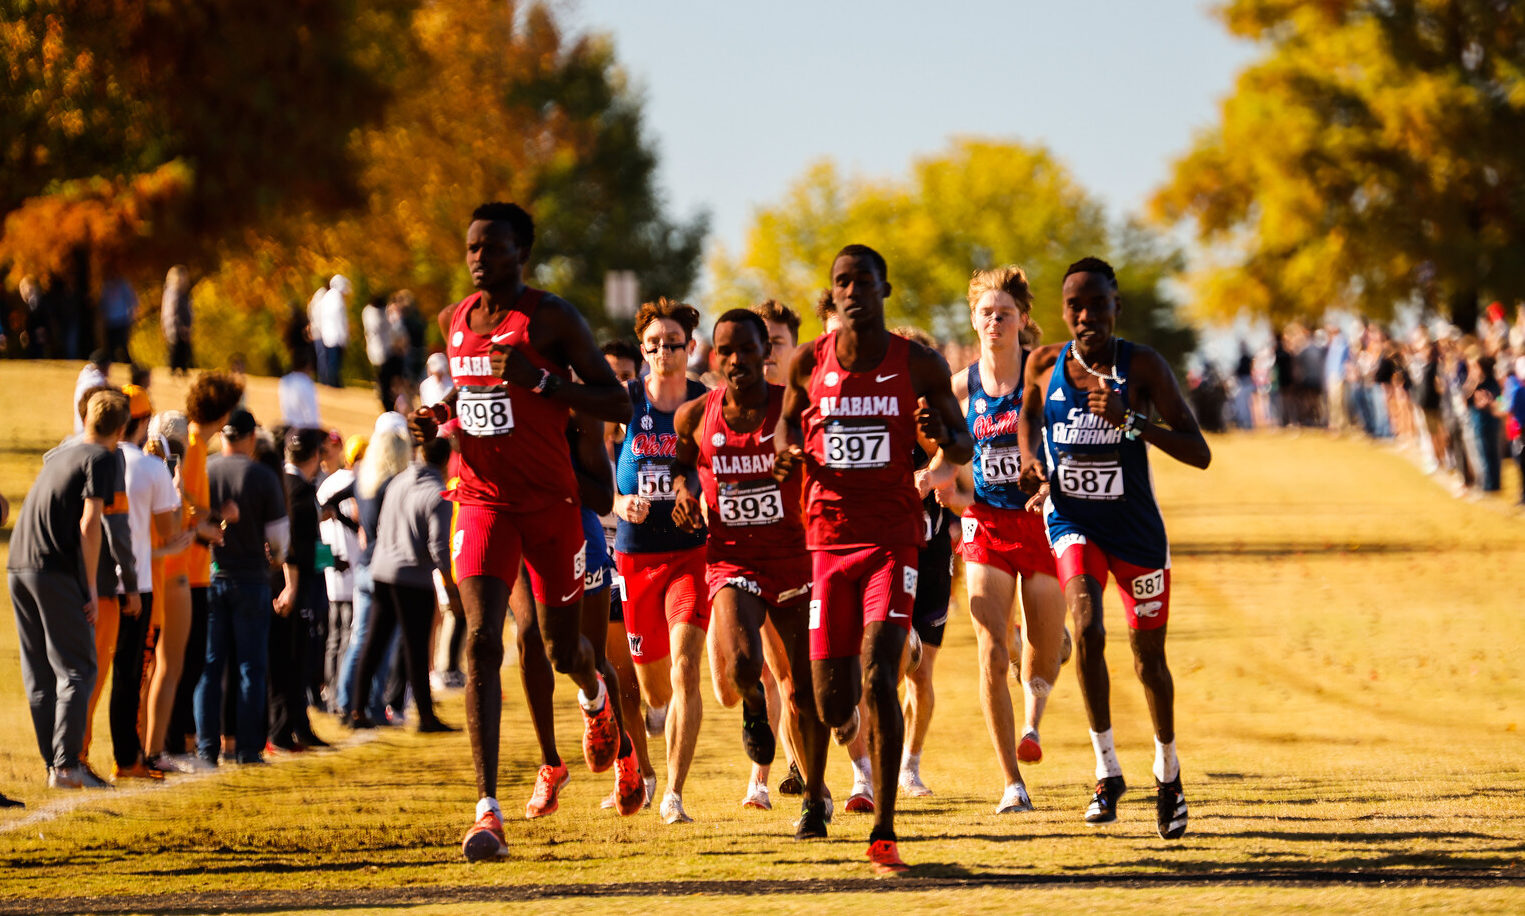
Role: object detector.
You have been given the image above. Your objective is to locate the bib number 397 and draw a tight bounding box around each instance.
[458,387,514,437]
[1056,459,1123,500]
[824,425,889,469]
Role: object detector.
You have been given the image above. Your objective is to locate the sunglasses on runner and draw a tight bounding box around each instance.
[643,342,686,354]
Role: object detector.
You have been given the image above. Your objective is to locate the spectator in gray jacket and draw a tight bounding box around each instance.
[8,389,130,788]
[350,436,458,733]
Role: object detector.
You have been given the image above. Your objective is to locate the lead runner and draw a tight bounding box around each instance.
[1017,256,1210,840]
[774,244,972,874]
[412,202,636,860]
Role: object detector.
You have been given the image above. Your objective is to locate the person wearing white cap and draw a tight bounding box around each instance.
[314,275,352,388]
[419,352,454,408]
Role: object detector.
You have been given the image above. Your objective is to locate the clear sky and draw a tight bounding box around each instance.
[569,0,1259,261]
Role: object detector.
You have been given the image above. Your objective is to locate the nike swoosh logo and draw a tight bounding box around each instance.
[560,590,580,603]
[491,332,515,344]
[758,431,774,442]
[876,374,898,383]
[888,610,909,619]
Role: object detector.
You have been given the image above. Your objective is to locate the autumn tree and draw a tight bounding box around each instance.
[1153,0,1525,330]
[710,138,1194,366]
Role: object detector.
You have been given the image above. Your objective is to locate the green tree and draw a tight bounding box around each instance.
[710,138,1194,366]
[1153,0,1525,329]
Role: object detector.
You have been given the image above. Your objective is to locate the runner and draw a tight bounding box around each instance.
[611,298,710,825]
[774,245,972,874]
[1016,256,1211,839]
[926,266,1068,813]
[410,202,636,861]
[669,308,823,818]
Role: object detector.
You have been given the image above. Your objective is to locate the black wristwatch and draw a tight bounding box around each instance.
[532,370,562,398]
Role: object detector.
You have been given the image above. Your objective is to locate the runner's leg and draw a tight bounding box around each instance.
[460,575,511,800]
[664,622,705,796]
[1018,571,1066,734]
[511,568,560,768]
[967,561,1021,784]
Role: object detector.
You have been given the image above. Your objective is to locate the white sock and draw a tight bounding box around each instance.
[475,796,501,820]
[901,750,921,774]
[851,755,872,786]
[578,678,606,714]
[1153,737,1179,783]
[1090,728,1122,780]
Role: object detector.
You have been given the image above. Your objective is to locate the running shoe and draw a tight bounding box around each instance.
[777,761,804,796]
[1156,776,1188,839]
[581,676,619,773]
[461,810,509,861]
[831,707,860,746]
[898,766,932,798]
[866,838,909,875]
[1085,775,1127,824]
[1017,729,1043,764]
[613,748,645,817]
[525,763,569,819]
[844,781,875,814]
[294,731,331,749]
[112,760,165,781]
[794,799,829,839]
[643,775,656,810]
[660,790,692,824]
[996,782,1034,813]
[644,704,667,737]
[741,780,771,810]
[47,765,113,789]
[0,793,22,809]
[417,718,457,734]
[741,704,776,766]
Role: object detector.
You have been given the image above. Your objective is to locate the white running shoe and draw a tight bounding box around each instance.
[644,705,667,738]
[660,790,693,824]
[899,766,933,797]
[996,782,1034,814]
[741,780,772,810]
[48,764,114,789]
[844,780,874,814]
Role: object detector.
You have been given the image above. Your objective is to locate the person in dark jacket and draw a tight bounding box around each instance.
[267,427,330,751]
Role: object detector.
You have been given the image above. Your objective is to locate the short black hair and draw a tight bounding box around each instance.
[600,338,642,365]
[285,426,326,465]
[834,244,888,282]
[714,308,769,347]
[421,435,452,468]
[89,349,111,369]
[1063,256,1117,288]
[471,201,535,252]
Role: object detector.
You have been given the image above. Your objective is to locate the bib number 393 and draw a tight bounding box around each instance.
[457,387,514,437]
[824,423,890,469]
[1056,458,1123,500]
[717,479,785,526]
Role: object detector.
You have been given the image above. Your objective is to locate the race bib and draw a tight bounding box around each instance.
[637,461,675,501]
[457,386,514,437]
[1055,456,1124,500]
[981,443,1022,484]
[823,419,890,470]
[1131,569,1165,600]
[717,478,785,526]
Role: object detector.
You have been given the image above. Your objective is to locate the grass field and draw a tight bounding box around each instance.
[0,361,1522,915]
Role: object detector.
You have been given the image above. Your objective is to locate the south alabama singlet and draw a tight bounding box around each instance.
[1041,339,1168,569]
[801,331,922,550]
[615,377,709,555]
[695,385,805,562]
[966,355,1029,511]
[444,288,577,513]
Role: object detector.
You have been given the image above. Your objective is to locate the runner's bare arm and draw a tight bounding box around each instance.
[572,413,614,516]
[669,395,707,534]
[493,298,628,423]
[1018,344,1062,495]
[772,345,816,483]
[1134,347,1212,470]
[910,343,972,466]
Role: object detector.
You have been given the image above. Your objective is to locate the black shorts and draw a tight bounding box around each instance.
[913,528,954,647]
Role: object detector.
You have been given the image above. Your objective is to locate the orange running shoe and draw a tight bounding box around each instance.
[461,809,509,861]
[581,676,619,773]
[112,760,165,781]
[1017,730,1043,764]
[525,763,569,819]
[613,746,645,816]
[866,838,909,875]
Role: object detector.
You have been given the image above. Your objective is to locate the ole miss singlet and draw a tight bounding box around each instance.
[445,289,577,512]
[615,378,710,555]
[801,331,922,549]
[967,356,1028,511]
[695,385,804,561]
[1041,339,1168,569]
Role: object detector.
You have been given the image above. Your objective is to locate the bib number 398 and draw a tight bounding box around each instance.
[1056,459,1123,500]
[458,387,514,437]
